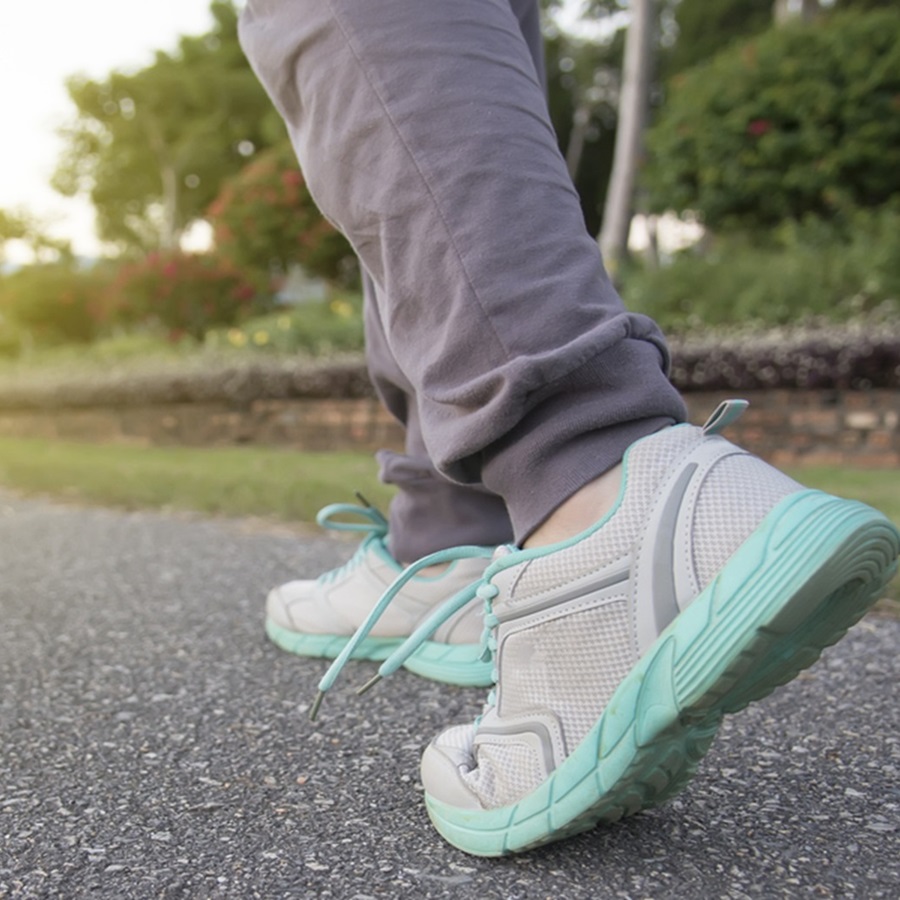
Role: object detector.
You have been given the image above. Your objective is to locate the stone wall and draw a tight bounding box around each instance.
[0,388,896,468]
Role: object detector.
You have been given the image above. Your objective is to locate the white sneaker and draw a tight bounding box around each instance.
[320,402,899,855]
[266,503,493,686]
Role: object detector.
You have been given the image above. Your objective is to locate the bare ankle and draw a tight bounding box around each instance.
[523,463,623,550]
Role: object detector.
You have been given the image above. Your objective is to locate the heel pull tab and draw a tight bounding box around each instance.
[702,399,749,435]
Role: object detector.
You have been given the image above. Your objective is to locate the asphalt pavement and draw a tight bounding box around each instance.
[0,490,898,899]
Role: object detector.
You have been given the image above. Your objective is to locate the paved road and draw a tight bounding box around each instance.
[0,491,898,899]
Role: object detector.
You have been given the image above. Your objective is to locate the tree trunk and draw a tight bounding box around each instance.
[565,102,591,180]
[143,112,181,251]
[599,0,655,274]
[159,162,180,251]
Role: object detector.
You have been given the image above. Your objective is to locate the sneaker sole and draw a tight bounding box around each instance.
[424,490,900,855]
[265,619,494,687]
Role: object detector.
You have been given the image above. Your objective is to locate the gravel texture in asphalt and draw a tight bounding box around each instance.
[0,491,898,899]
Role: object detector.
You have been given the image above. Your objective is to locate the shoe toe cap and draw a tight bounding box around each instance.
[421,725,483,810]
[266,580,314,630]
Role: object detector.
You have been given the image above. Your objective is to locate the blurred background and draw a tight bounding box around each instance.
[0,0,896,557]
[0,0,897,359]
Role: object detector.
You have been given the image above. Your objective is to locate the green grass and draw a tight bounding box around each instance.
[785,465,900,612]
[785,466,900,529]
[0,438,895,606]
[0,437,393,525]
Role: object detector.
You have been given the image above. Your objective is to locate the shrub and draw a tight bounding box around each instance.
[110,251,258,340]
[0,264,114,346]
[644,9,900,230]
[621,205,900,331]
[207,293,365,357]
[0,320,25,358]
[207,142,356,285]
[667,317,900,392]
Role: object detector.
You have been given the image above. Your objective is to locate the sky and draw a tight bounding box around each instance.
[0,0,223,261]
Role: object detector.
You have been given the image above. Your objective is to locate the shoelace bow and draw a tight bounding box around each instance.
[313,501,389,586]
[309,544,502,721]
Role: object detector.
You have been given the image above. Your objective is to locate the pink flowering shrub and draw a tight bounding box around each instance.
[207,142,356,285]
[110,251,257,340]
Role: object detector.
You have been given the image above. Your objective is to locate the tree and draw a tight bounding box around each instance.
[53,1,283,253]
[643,9,900,231]
[772,0,820,25]
[0,209,72,264]
[599,0,656,268]
[0,210,28,262]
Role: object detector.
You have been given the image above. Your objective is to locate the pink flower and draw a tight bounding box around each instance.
[747,119,772,137]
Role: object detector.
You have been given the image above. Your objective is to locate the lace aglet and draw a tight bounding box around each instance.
[308,691,325,722]
[356,673,382,696]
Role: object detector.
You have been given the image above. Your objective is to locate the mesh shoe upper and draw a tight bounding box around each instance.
[423,420,804,809]
[267,504,490,644]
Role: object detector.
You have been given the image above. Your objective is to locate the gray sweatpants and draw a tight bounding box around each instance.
[239,0,687,561]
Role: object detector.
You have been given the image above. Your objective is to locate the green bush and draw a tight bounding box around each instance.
[206,293,365,357]
[644,9,900,230]
[0,320,25,358]
[0,264,114,346]
[621,206,900,331]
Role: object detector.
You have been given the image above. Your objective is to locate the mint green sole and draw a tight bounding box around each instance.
[425,490,900,856]
[265,619,493,687]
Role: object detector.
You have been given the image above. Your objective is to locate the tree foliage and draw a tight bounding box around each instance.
[53,1,283,253]
[644,9,900,230]
[663,0,772,78]
[0,210,71,263]
[0,209,28,246]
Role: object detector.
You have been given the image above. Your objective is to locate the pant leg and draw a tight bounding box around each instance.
[239,0,687,543]
[507,0,546,88]
[361,0,539,560]
[363,272,514,562]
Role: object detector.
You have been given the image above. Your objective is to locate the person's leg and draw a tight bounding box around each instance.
[363,272,514,562]
[263,0,539,670]
[360,0,544,560]
[239,0,686,548]
[264,276,512,687]
[240,0,899,856]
